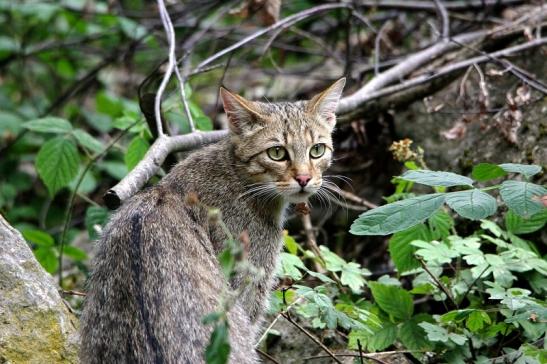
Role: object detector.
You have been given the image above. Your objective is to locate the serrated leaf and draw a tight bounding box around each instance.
[205,321,230,364]
[500,181,546,217]
[279,252,305,280]
[499,163,542,178]
[34,247,58,274]
[350,193,446,236]
[505,209,547,235]
[22,229,54,247]
[400,170,473,187]
[466,310,491,332]
[125,136,150,171]
[369,283,413,321]
[23,117,73,134]
[472,163,507,181]
[283,233,299,255]
[36,137,80,196]
[73,129,103,153]
[63,246,88,261]
[398,314,434,351]
[340,262,368,293]
[348,322,397,352]
[445,189,497,220]
[418,322,449,342]
[388,224,430,273]
[428,210,454,240]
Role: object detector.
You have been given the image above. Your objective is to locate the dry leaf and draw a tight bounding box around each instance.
[441,120,467,140]
[232,0,281,25]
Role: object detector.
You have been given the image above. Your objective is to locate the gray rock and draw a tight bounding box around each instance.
[0,214,79,363]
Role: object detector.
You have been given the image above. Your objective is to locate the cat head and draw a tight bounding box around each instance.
[220,78,345,203]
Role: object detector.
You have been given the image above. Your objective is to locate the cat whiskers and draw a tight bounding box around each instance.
[238,182,279,203]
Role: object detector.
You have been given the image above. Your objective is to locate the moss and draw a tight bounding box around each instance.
[0,306,79,363]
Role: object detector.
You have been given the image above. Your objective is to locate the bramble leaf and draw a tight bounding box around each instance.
[388,224,430,273]
[445,189,497,220]
[472,163,506,181]
[350,193,445,236]
[23,117,73,134]
[125,136,150,171]
[400,170,473,187]
[498,163,542,178]
[505,209,547,235]
[36,137,80,196]
[369,283,413,321]
[500,181,546,217]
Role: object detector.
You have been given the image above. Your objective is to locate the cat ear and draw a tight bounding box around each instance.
[220,87,263,134]
[307,77,346,126]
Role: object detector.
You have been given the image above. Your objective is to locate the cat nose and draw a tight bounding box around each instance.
[295,175,311,187]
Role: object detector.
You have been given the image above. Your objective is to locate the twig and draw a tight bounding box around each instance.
[301,213,327,273]
[104,130,228,209]
[339,36,547,119]
[280,312,343,364]
[354,0,523,11]
[61,290,87,297]
[337,8,547,114]
[255,297,304,348]
[433,0,450,40]
[418,259,458,309]
[256,348,281,364]
[374,22,391,76]
[193,3,352,74]
[155,0,177,136]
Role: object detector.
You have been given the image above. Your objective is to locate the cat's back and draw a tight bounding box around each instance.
[80,184,257,363]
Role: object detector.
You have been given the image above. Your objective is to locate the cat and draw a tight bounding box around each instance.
[79,78,346,363]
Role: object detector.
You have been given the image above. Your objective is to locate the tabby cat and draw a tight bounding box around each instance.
[80,78,346,363]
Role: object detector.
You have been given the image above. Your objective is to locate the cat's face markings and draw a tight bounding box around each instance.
[221,78,345,204]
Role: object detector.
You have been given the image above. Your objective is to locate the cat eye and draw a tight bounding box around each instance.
[310,143,326,158]
[267,146,288,161]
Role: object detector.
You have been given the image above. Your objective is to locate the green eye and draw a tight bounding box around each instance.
[267,146,288,161]
[310,143,326,158]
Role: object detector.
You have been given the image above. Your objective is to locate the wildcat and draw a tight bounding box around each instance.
[79,78,346,363]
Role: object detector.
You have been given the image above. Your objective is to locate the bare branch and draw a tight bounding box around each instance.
[193,3,352,74]
[433,0,450,40]
[354,0,524,11]
[104,131,228,209]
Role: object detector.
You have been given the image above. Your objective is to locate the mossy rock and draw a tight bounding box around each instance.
[0,214,79,363]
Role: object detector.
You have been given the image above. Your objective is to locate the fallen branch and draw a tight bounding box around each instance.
[104,131,227,209]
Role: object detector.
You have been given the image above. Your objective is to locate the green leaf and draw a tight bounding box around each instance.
[428,210,454,240]
[125,136,150,171]
[388,224,430,273]
[36,137,80,196]
[505,209,547,235]
[499,163,542,178]
[283,234,299,255]
[22,229,54,247]
[466,310,491,332]
[73,129,103,153]
[348,322,397,352]
[445,189,497,220]
[340,262,368,293]
[195,115,213,131]
[218,248,235,278]
[400,170,473,187]
[84,206,109,240]
[369,283,413,321]
[398,314,434,351]
[472,163,507,181]
[412,240,459,265]
[63,246,88,261]
[23,117,73,134]
[350,193,446,236]
[205,321,230,364]
[500,181,546,217]
[279,252,305,280]
[34,247,58,274]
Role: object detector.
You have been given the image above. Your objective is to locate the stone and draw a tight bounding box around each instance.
[0,214,79,363]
